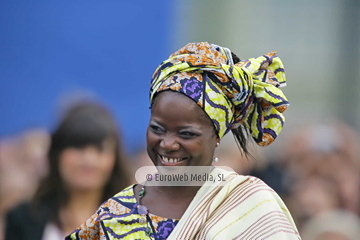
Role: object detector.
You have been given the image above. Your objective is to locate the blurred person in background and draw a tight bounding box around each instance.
[262,122,360,233]
[283,123,360,213]
[5,101,130,240]
[288,176,341,230]
[300,209,360,240]
[0,129,50,240]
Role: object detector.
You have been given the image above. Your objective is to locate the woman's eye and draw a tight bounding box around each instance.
[180,131,197,138]
[150,125,164,134]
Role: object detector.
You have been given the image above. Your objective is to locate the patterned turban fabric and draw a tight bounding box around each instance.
[149,42,289,146]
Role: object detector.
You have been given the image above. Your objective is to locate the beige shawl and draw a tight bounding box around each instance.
[168,168,300,240]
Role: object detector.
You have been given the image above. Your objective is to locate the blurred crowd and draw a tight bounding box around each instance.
[1,100,360,240]
[0,128,50,239]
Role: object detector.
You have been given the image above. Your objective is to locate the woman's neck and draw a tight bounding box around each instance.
[153,185,201,200]
[146,165,214,199]
[60,189,103,235]
[136,184,200,220]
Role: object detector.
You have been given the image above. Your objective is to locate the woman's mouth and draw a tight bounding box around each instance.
[159,154,188,164]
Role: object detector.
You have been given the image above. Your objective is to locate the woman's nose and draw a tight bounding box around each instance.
[82,146,100,163]
[160,135,180,151]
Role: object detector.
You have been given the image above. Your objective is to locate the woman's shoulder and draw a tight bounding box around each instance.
[239,174,273,187]
[95,184,137,221]
[211,172,300,237]
[6,201,48,222]
[5,202,48,240]
[112,184,137,200]
[216,169,279,201]
[6,202,32,228]
[65,185,140,240]
[232,173,278,195]
[7,202,31,216]
[217,168,274,190]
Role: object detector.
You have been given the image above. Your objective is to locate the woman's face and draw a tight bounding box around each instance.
[59,139,116,192]
[146,91,219,167]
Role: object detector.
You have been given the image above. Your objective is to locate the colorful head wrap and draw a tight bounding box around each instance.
[150,42,289,146]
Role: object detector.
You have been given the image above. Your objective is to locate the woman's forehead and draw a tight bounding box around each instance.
[151,91,213,127]
[153,91,194,104]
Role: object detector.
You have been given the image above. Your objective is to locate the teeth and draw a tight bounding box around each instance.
[161,155,183,163]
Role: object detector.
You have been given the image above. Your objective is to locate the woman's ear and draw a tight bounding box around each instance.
[215,137,220,147]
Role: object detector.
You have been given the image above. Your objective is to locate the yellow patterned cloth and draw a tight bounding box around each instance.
[150,42,289,146]
[65,185,179,239]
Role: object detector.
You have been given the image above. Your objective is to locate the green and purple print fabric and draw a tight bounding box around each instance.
[150,42,289,146]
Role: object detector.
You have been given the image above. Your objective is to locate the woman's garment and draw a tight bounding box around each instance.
[66,168,300,240]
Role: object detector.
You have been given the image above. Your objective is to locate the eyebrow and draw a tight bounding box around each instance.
[151,119,202,131]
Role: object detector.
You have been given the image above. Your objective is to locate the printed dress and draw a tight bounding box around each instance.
[66,185,179,240]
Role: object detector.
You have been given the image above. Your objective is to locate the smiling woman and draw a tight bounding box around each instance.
[147,91,219,168]
[5,101,130,240]
[66,42,300,239]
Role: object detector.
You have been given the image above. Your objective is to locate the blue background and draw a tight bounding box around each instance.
[0,1,174,153]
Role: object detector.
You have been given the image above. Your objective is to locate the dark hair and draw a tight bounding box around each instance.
[230,52,253,158]
[31,101,130,227]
